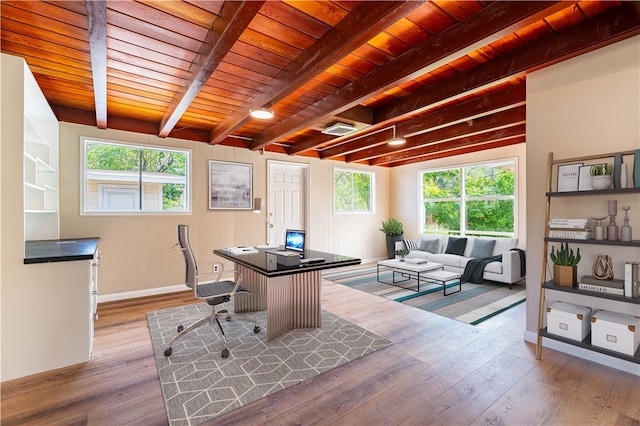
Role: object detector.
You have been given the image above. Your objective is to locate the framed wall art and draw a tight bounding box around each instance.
[208,160,253,210]
[578,165,593,191]
[557,162,582,192]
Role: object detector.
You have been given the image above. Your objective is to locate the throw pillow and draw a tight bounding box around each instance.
[419,238,439,254]
[445,237,467,256]
[404,238,418,251]
[469,239,496,258]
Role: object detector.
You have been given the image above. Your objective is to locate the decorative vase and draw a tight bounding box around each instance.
[620,162,627,189]
[634,149,640,188]
[591,175,612,190]
[553,264,577,287]
[613,153,623,188]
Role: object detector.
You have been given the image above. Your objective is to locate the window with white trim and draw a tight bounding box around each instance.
[420,160,516,237]
[333,167,374,213]
[81,138,190,214]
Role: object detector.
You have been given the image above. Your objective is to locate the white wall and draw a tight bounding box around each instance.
[59,123,391,298]
[526,36,640,335]
[389,144,527,247]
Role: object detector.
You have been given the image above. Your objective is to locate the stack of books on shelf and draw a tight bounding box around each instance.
[624,262,640,298]
[547,218,593,239]
[578,275,624,295]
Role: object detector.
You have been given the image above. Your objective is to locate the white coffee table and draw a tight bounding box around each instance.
[376,259,443,293]
[422,269,462,296]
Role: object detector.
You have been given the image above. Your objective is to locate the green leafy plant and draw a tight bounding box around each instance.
[590,163,613,176]
[379,218,403,236]
[550,242,581,266]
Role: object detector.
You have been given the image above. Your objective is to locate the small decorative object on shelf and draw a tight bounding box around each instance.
[634,149,640,188]
[607,200,619,241]
[550,242,580,287]
[613,153,623,189]
[558,163,582,192]
[591,215,607,240]
[590,163,613,190]
[592,254,614,280]
[624,262,639,298]
[620,205,632,242]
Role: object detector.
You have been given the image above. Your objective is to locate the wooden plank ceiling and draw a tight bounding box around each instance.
[2,1,640,167]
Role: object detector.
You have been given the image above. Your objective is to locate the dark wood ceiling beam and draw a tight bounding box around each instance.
[250,1,567,149]
[348,105,525,163]
[158,1,264,137]
[320,82,525,159]
[209,0,423,144]
[386,137,526,167]
[86,0,107,129]
[319,130,393,158]
[376,2,640,124]
[373,124,526,167]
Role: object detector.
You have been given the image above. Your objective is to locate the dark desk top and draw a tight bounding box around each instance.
[24,238,100,264]
[213,248,360,277]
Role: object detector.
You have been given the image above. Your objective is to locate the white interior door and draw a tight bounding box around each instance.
[267,161,307,246]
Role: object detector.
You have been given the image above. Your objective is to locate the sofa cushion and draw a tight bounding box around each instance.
[484,260,503,274]
[419,238,440,254]
[469,238,496,258]
[430,253,466,268]
[493,238,518,256]
[445,237,467,256]
[404,238,418,251]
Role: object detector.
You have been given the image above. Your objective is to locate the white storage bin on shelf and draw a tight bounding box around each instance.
[546,301,592,342]
[591,310,640,356]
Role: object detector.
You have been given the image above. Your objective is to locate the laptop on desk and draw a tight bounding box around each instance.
[269,229,305,256]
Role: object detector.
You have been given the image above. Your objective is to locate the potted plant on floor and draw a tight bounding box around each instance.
[379,218,404,259]
[590,163,613,190]
[550,242,580,287]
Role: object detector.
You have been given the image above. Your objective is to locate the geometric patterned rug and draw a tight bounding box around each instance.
[147,302,392,426]
[324,265,526,325]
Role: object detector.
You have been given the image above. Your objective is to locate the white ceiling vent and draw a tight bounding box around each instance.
[321,122,358,136]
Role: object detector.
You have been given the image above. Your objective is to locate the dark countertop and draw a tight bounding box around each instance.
[24,238,100,264]
[213,248,360,277]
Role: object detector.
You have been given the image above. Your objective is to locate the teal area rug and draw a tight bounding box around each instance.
[147,302,392,426]
[323,265,526,325]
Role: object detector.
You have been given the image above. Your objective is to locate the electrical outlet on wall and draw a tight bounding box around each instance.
[213,264,220,273]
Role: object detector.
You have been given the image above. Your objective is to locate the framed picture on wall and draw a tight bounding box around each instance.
[208,160,253,210]
[557,162,582,192]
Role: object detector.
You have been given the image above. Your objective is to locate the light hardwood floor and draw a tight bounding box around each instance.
[2,279,639,425]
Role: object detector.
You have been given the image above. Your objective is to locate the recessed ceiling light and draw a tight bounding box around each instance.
[388,137,406,146]
[249,107,274,120]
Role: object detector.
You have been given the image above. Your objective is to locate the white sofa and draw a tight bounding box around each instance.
[402,234,523,285]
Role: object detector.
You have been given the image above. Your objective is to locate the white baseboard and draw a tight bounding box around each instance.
[98,284,186,303]
[524,330,640,376]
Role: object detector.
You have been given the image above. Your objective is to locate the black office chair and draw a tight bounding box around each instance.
[164,224,260,358]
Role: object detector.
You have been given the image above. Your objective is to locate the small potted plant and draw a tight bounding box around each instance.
[550,242,581,287]
[590,163,613,190]
[395,247,409,262]
[379,218,404,259]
